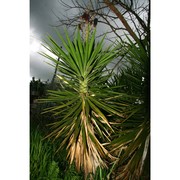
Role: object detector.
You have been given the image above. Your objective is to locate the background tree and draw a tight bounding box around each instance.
[106,35,150,179]
[30,77,47,103]
[55,0,150,43]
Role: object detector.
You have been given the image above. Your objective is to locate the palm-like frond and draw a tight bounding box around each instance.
[108,36,150,179]
[39,29,127,177]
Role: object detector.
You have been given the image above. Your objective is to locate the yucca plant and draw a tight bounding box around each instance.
[39,28,128,177]
[107,36,150,179]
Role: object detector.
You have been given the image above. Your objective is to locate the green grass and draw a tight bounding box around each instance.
[30,127,60,179]
[30,127,86,180]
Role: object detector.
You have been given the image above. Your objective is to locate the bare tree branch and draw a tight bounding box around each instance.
[53,0,149,44]
[104,0,139,42]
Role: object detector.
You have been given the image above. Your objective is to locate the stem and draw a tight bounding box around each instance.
[79,79,88,94]
[85,23,89,42]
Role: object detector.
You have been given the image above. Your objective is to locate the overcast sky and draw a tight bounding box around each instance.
[30,0,64,82]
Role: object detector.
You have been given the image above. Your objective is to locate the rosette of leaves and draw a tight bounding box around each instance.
[39,29,127,177]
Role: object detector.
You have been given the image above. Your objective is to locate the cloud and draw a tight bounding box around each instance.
[30,0,59,81]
